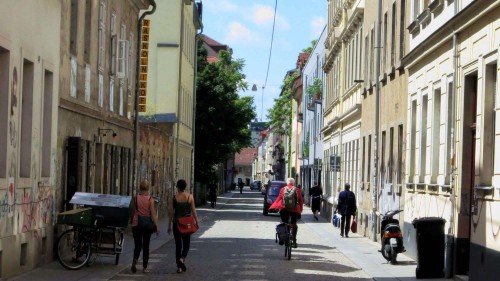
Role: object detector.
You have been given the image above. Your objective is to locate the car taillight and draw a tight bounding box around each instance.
[383,231,402,238]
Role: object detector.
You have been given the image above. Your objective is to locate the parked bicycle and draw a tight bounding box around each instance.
[57,209,125,270]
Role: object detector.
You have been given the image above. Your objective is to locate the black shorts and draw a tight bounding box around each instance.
[280,210,298,224]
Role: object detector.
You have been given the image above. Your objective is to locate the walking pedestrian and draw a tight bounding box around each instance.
[269,178,303,248]
[335,183,357,238]
[168,179,199,273]
[238,178,244,194]
[208,182,217,208]
[131,180,159,274]
[310,181,322,221]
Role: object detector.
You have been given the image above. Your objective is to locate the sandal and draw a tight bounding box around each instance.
[131,259,137,273]
[179,257,187,272]
[177,267,183,273]
[143,268,150,273]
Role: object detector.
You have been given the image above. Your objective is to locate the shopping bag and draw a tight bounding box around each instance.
[351,217,357,233]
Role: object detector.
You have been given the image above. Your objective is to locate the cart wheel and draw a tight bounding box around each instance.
[115,253,120,265]
[57,228,91,270]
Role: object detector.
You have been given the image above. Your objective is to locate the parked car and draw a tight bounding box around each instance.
[250,180,262,190]
[261,180,286,216]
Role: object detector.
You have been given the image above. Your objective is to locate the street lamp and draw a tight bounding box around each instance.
[252,84,265,122]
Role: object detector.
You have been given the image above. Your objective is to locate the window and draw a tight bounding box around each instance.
[367,134,372,185]
[410,100,417,179]
[98,73,103,107]
[119,84,123,116]
[20,59,34,178]
[383,12,387,72]
[85,64,90,102]
[400,0,406,60]
[413,0,420,21]
[109,77,114,112]
[362,137,366,184]
[0,47,9,177]
[420,94,428,181]
[364,35,369,84]
[389,127,394,183]
[432,87,441,183]
[482,62,497,185]
[128,32,134,89]
[84,0,91,63]
[381,131,386,184]
[98,0,106,70]
[42,70,54,177]
[370,28,375,83]
[70,0,79,56]
[391,3,396,67]
[70,56,77,98]
[117,23,127,79]
[110,13,117,76]
[398,125,403,184]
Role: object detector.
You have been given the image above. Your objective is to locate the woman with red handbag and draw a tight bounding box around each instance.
[167,179,199,273]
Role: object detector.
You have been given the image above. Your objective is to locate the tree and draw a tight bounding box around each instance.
[302,39,318,55]
[195,38,256,183]
[267,71,298,136]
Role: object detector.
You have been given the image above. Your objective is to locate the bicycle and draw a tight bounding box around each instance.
[276,223,296,260]
[57,214,124,270]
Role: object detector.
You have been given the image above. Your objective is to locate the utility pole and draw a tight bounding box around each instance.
[372,0,382,242]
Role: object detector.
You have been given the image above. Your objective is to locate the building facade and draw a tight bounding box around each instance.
[323,0,364,221]
[403,0,500,278]
[301,29,326,208]
[359,0,409,240]
[142,0,202,194]
[0,0,61,278]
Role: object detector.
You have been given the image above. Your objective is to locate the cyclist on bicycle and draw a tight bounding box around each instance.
[269,178,303,248]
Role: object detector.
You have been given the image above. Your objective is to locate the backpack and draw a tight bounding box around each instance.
[283,186,297,209]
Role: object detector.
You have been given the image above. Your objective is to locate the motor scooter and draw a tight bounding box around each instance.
[378,209,405,264]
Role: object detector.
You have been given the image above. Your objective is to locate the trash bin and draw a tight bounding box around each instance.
[70,192,131,228]
[412,217,446,279]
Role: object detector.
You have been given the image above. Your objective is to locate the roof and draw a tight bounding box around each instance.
[201,34,230,62]
[234,147,258,166]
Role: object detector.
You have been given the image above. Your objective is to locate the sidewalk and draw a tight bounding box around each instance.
[10,192,453,281]
[8,192,236,281]
[300,205,452,281]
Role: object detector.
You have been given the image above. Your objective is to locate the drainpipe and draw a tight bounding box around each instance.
[372,0,382,242]
[175,2,185,185]
[133,1,156,192]
[447,31,458,279]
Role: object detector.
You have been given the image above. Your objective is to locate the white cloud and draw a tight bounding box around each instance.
[204,0,238,13]
[310,16,326,39]
[252,5,290,31]
[224,22,260,45]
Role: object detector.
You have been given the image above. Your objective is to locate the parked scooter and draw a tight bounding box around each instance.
[378,209,405,264]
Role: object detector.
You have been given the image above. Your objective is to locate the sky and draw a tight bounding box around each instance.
[202,0,327,122]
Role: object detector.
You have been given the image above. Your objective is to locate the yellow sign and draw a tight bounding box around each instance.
[138,18,150,113]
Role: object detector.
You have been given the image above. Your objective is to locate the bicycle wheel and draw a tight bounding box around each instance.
[286,232,292,260]
[57,228,91,270]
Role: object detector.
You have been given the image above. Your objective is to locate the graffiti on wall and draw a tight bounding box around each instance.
[0,180,56,234]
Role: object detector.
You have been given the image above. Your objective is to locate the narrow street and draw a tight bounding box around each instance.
[110,189,372,281]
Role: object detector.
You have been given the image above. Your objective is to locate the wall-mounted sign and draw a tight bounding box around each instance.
[138,19,150,112]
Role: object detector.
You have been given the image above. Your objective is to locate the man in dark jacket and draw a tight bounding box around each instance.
[335,183,357,237]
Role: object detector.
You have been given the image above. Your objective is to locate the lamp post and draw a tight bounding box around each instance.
[252,84,265,121]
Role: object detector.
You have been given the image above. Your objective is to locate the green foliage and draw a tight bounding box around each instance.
[302,39,318,55]
[267,71,299,136]
[195,37,256,183]
[306,77,322,100]
[303,130,310,157]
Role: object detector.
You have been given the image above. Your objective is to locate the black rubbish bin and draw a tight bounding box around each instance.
[412,217,446,279]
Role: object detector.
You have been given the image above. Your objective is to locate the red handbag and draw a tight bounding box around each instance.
[351,217,358,233]
[177,214,199,235]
